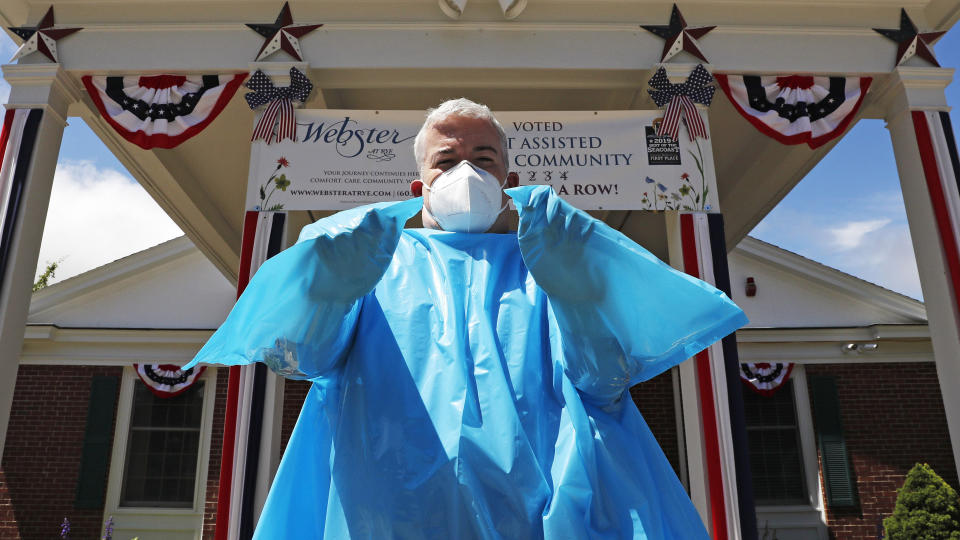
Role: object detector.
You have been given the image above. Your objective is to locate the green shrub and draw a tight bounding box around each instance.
[884,463,960,540]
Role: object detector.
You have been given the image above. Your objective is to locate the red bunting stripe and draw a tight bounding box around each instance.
[913,111,960,329]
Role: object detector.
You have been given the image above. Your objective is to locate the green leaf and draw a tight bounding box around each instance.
[687,150,703,175]
[259,186,266,200]
[33,261,59,292]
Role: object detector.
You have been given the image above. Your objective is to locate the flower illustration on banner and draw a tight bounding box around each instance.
[687,138,709,211]
[639,140,711,212]
[257,156,292,211]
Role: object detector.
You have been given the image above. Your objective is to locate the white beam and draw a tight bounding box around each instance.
[0,22,939,78]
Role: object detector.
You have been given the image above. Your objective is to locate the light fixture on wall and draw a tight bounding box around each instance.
[745,277,757,297]
[841,342,879,353]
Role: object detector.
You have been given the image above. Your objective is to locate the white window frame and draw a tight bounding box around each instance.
[102,366,217,540]
[753,364,829,540]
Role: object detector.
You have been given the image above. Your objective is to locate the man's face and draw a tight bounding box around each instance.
[412,115,518,233]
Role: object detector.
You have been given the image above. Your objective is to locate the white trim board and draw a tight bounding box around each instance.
[736,324,933,364]
[21,325,211,366]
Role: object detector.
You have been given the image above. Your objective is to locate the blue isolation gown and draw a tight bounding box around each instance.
[185,185,748,539]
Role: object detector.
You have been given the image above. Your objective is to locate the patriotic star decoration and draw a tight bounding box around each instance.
[247,2,322,62]
[8,6,82,63]
[873,8,946,67]
[641,4,715,63]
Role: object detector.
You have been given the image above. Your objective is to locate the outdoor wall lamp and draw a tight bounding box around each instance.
[842,342,878,353]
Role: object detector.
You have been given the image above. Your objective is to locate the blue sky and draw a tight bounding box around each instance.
[0,22,958,299]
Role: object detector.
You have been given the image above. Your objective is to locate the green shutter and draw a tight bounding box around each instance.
[809,375,856,507]
[75,375,119,508]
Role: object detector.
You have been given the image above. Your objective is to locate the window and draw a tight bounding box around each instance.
[119,380,205,508]
[103,367,216,539]
[744,379,807,505]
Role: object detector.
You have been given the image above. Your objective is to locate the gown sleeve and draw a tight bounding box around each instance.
[506,185,748,405]
[182,197,423,379]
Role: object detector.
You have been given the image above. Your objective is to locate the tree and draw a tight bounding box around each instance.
[33,261,58,292]
[884,463,960,540]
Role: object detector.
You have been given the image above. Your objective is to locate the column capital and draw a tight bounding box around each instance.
[874,66,954,122]
[0,63,80,123]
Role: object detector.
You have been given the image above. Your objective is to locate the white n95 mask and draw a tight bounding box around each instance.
[423,160,507,233]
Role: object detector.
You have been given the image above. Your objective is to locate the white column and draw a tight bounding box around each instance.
[0,64,78,459]
[881,66,960,473]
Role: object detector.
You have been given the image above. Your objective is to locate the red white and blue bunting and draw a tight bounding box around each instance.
[715,74,871,149]
[134,364,206,398]
[739,362,793,396]
[82,73,247,150]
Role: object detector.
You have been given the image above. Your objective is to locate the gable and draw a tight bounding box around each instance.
[728,237,925,328]
[28,238,235,330]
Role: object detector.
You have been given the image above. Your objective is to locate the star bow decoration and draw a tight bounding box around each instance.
[246,67,314,144]
[247,2,322,61]
[641,4,715,63]
[647,64,715,141]
[873,8,946,67]
[8,6,82,63]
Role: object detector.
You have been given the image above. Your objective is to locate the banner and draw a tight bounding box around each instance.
[247,109,718,212]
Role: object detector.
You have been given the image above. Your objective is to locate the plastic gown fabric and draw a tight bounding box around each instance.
[185,185,748,539]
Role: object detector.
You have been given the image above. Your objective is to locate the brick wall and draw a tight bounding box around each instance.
[0,365,122,540]
[631,369,681,476]
[278,376,680,473]
[201,368,228,540]
[806,362,957,540]
[280,380,311,455]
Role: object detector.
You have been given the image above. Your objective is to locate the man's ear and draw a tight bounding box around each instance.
[506,172,519,188]
[410,179,423,197]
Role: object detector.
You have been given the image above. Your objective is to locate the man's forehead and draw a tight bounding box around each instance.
[425,118,500,152]
[429,116,498,138]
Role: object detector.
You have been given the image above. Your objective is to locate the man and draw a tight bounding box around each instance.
[186,98,746,539]
[408,100,518,233]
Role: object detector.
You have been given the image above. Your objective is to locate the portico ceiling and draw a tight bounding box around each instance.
[1,0,958,283]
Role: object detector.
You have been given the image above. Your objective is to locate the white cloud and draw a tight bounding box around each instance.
[821,221,922,300]
[827,219,891,250]
[34,160,183,284]
[752,208,922,300]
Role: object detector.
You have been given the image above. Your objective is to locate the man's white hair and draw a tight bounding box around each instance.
[413,98,509,170]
